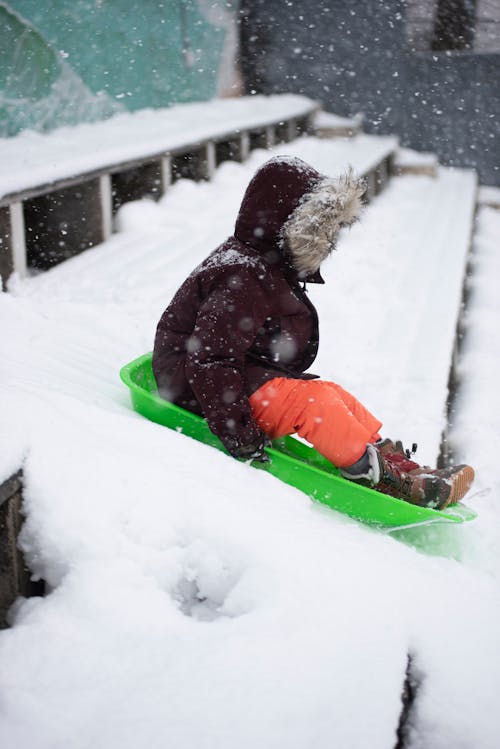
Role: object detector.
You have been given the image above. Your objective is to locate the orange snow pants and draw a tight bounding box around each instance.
[249,378,382,468]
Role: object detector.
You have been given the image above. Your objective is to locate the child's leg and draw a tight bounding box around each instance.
[249,377,382,468]
[323,381,382,443]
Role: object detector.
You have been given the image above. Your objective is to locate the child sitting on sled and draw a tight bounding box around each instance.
[153,156,474,509]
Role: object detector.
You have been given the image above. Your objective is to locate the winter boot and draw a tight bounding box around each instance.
[341,439,416,481]
[342,443,474,510]
[376,438,418,460]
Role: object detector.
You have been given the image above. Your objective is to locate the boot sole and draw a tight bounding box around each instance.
[441,464,475,509]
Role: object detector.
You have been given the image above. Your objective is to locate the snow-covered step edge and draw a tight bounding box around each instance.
[413,168,478,466]
[0,470,45,628]
[478,185,500,210]
[448,204,500,479]
[443,199,499,471]
[313,110,364,138]
[439,271,476,460]
[405,167,477,466]
[390,132,479,466]
[392,147,439,178]
[313,165,478,468]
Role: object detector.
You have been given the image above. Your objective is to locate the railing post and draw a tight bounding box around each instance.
[363,170,377,204]
[0,206,13,290]
[99,175,113,241]
[0,203,27,289]
[265,125,275,148]
[287,118,298,142]
[10,202,27,278]
[161,155,172,191]
[205,142,216,179]
[240,131,250,161]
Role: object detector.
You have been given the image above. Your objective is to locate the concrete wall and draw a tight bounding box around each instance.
[239,0,500,186]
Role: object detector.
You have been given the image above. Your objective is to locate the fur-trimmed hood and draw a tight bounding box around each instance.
[234,156,365,279]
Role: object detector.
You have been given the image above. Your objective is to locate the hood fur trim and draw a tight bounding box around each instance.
[281,168,366,276]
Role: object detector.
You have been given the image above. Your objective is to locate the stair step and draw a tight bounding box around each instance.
[313,110,364,138]
[314,166,477,466]
[392,147,439,178]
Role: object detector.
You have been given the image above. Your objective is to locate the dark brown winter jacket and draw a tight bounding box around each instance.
[153,156,365,456]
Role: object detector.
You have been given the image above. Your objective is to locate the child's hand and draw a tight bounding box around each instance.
[232,435,271,463]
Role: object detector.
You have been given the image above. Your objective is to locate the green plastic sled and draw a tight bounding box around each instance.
[120,353,476,531]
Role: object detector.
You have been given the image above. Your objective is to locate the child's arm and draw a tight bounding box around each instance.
[185,268,269,459]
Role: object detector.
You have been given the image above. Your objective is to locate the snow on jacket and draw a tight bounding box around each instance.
[153,156,365,456]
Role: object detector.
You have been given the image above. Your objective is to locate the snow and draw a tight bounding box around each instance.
[1,135,500,748]
[478,185,500,208]
[313,166,477,466]
[283,133,398,176]
[394,147,439,169]
[448,206,500,574]
[315,110,364,128]
[0,94,318,200]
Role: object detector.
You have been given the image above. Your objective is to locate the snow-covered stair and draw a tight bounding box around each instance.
[450,204,500,506]
[2,136,496,749]
[0,95,318,200]
[0,95,400,289]
[314,165,477,466]
[5,140,473,467]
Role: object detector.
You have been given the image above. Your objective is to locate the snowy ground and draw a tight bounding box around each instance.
[0,138,499,749]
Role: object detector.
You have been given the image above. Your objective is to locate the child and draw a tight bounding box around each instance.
[153,156,474,509]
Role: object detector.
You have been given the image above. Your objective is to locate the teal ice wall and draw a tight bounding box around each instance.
[0,0,233,136]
